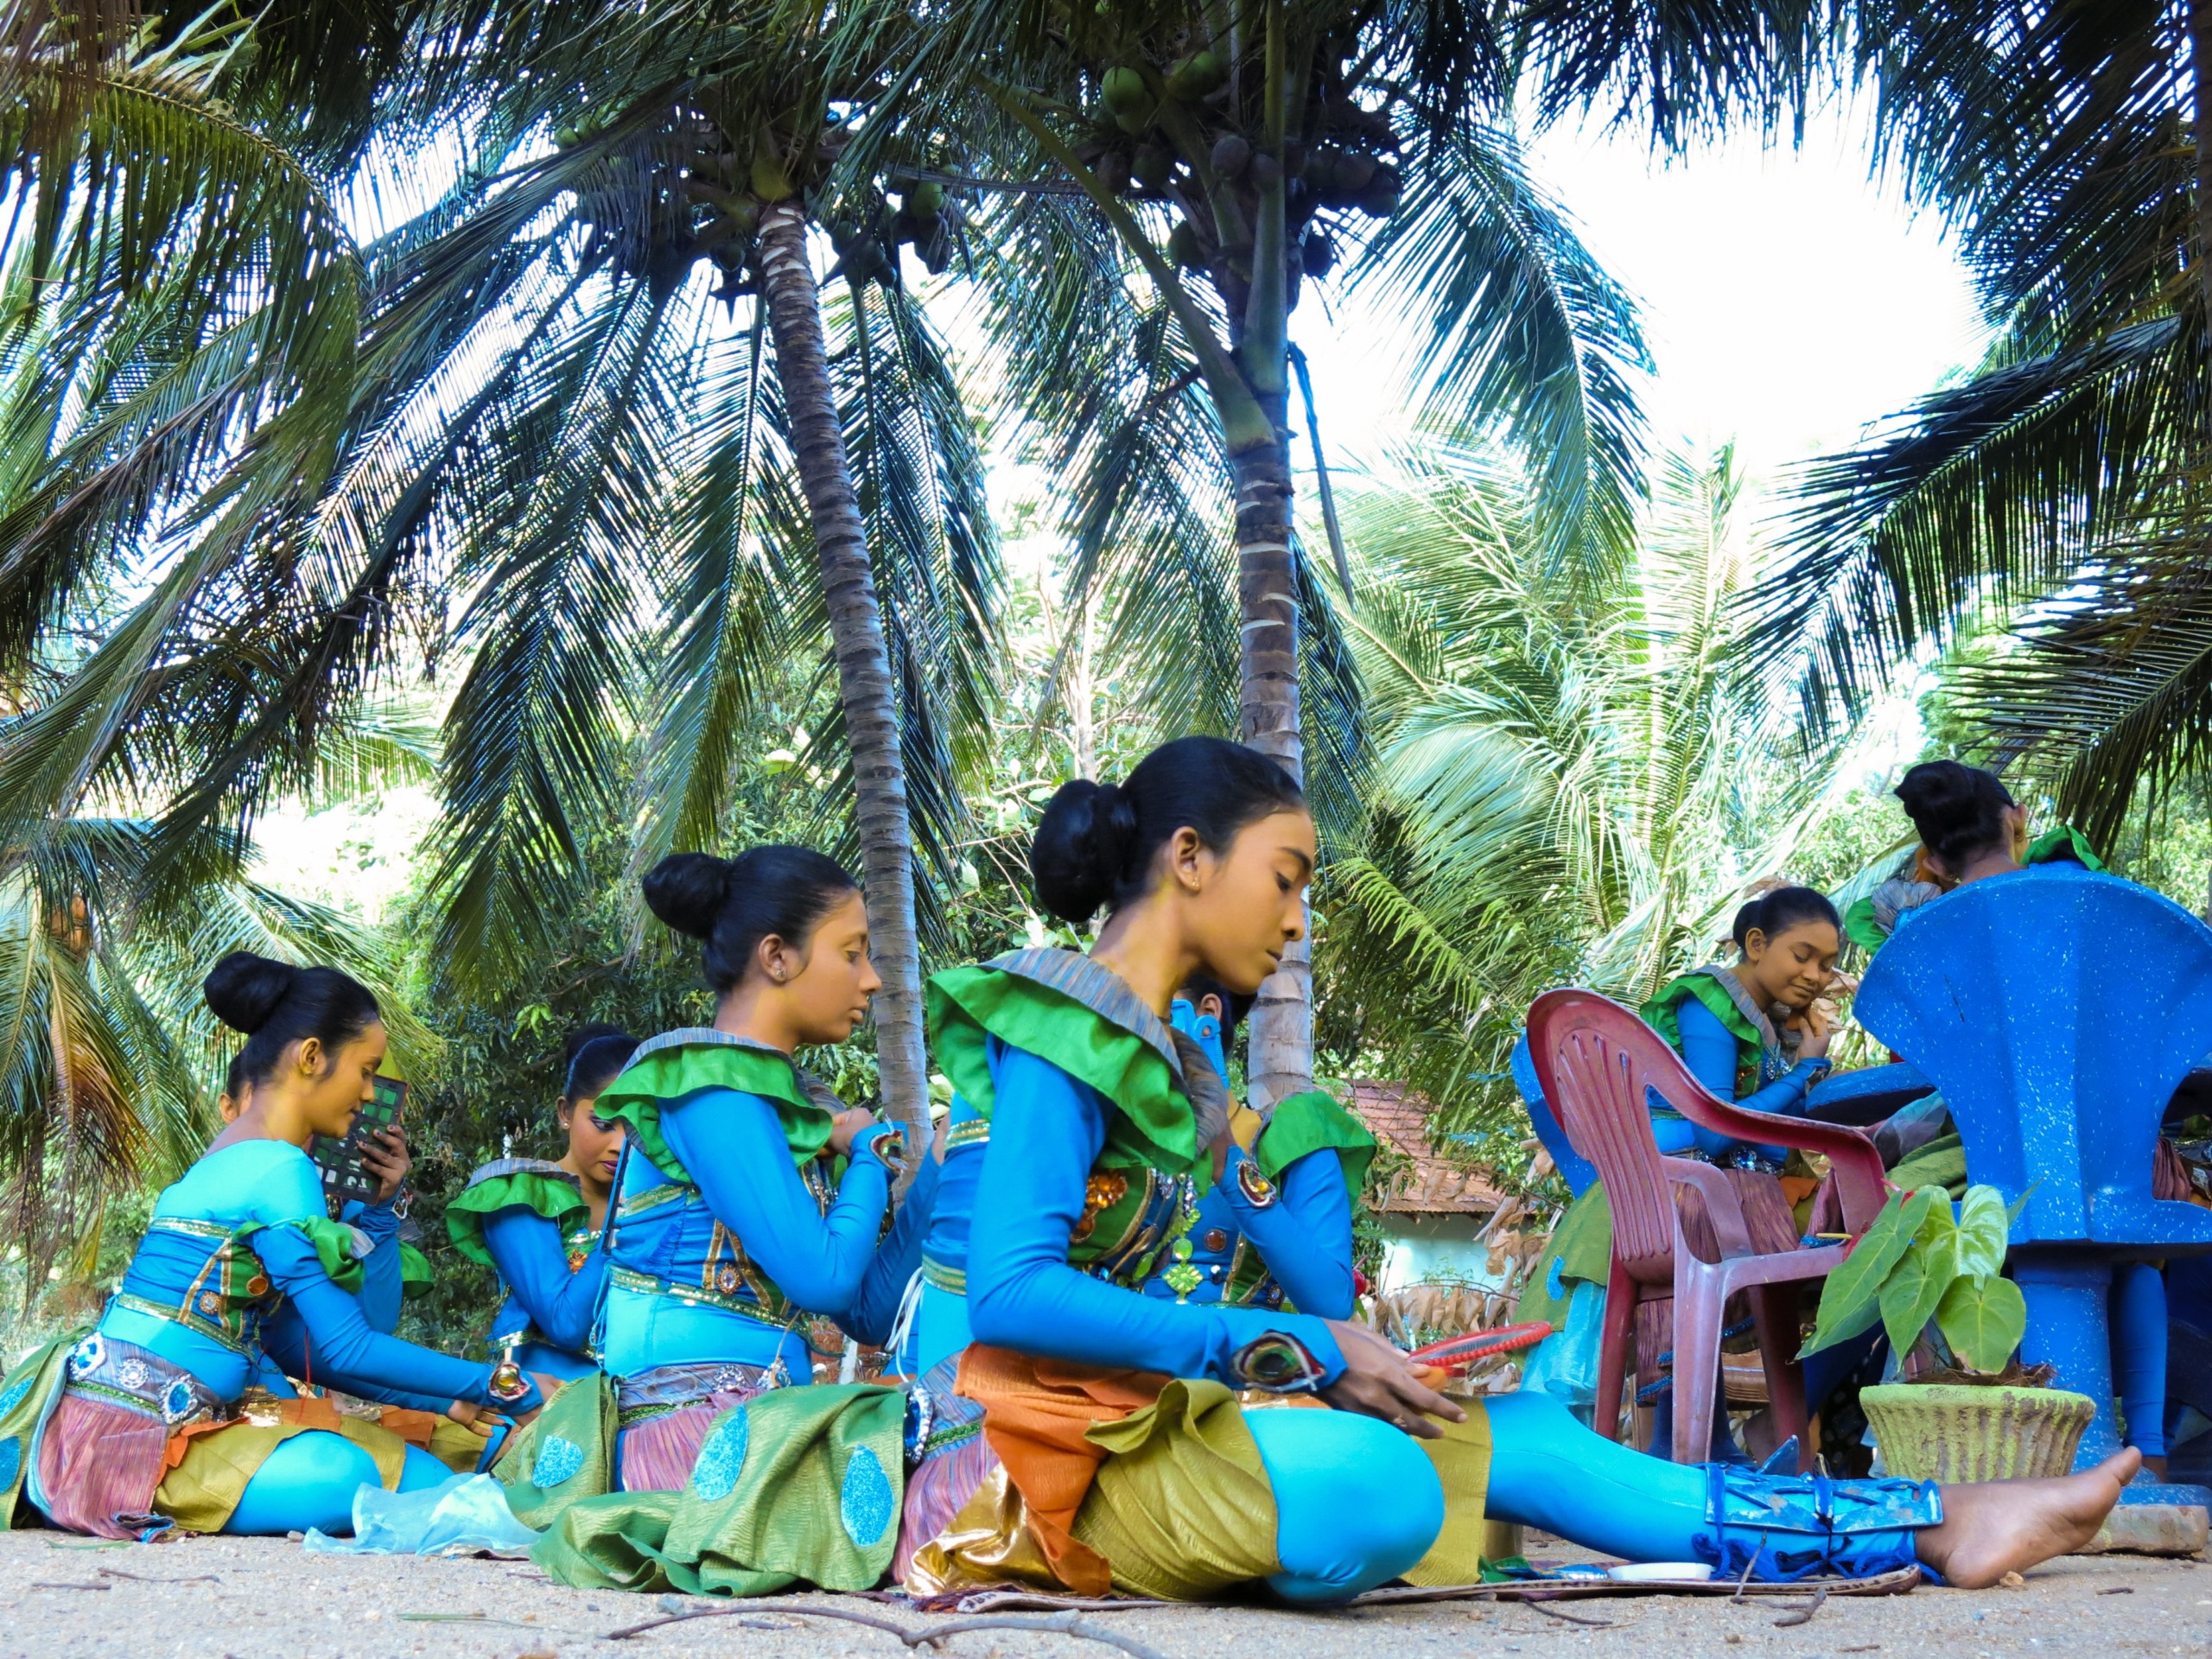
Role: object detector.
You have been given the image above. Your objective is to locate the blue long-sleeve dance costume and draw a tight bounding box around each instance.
[24,1140,539,1537]
[593,1030,935,1489]
[928,949,1940,1605]
[447,1158,612,1382]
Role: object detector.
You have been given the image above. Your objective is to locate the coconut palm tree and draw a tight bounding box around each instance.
[1319,437,1841,1131]
[885,0,1651,1104]
[1744,2,2212,841]
[0,0,1005,1149]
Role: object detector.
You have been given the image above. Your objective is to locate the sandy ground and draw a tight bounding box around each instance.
[0,1531,2203,1659]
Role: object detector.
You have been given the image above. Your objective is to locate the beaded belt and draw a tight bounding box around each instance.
[903,1357,980,1467]
[613,1359,786,1429]
[607,1265,802,1331]
[63,1333,229,1429]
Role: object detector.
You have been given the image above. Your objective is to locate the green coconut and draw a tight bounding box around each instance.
[1167,219,1204,270]
[905,179,946,218]
[1165,50,1227,99]
[1211,133,1252,178]
[1132,145,1175,190]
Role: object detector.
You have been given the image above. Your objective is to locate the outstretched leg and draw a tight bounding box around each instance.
[1481,1390,2133,1585]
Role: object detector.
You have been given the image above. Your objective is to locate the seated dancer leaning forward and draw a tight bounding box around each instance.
[0,954,543,1540]
[900,734,2134,1605]
[888,972,1369,1383]
[447,1023,640,1390]
[495,845,938,1520]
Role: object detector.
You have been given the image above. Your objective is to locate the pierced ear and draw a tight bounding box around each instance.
[1170,826,1207,894]
[757,933,794,986]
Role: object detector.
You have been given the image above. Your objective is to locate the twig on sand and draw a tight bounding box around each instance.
[95,1568,218,1585]
[1728,1548,1762,1604]
[1520,1599,1612,1629]
[30,1581,111,1592]
[1771,1589,1827,1628]
[606,1599,1170,1659]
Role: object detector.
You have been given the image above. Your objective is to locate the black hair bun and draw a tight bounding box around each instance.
[563,1021,632,1070]
[643,852,734,940]
[203,950,304,1034]
[1031,779,1139,925]
[1894,764,1970,820]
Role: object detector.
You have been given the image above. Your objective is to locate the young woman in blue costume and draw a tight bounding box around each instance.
[498,845,936,1520]
[0,954,541,1541]
[900,735,2134,1605]
[447,1024,639,1389]
[1639,887,1841,1167]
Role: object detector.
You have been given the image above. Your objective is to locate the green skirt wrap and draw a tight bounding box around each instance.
[493,1370,619,1531]
[530,1382,907,1596]
[0,1332,81,1528]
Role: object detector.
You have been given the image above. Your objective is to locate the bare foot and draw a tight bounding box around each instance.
[1917,1450,2140,1588]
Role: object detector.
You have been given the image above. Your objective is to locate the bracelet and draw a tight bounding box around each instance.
[486,1361,531,1404]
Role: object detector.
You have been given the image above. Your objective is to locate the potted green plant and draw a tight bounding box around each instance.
[1802,1183,2094,1481]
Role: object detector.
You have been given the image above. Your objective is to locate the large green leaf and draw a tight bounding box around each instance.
[1936,1273,2029,1376]
[1954,1184,2012,1278]
[1804,1185,1941,1356]
[1878,1230,1955,1361]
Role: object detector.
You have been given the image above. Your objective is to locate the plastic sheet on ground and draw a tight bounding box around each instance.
[302,1471,542,1558]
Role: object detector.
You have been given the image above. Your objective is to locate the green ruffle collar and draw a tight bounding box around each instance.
[594,1029,837,1186]
[1258,1089,1377,1197]
[926,949,1222,1177]
[2026,823,2106,872]
[445,1158,589,1267]
[1639,967,1769,1059]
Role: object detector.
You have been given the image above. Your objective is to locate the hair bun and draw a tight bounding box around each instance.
[642,852,736,939]
[203,950,304,1034]
[1031,779,1139,924]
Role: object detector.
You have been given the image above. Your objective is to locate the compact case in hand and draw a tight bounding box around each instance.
[311,1073,405,1205]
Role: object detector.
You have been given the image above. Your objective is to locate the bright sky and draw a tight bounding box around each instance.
[1294,97,1991,495]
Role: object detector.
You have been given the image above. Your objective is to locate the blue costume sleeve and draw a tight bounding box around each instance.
[843,1145,940,1345]
[253,1227,539,1412]
[1674,1000,1818,1159]
[483,1209,608,1354]
[660,1088,895,1319]
[340,1198,403,1336]
[966,1043,1346,1386]
[1220,1146,1357,1319]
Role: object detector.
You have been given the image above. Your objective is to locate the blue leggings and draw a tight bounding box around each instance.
[223,1433,449,1535]
[2112,1262,2167,1458]
[1248,1392,1923,1604]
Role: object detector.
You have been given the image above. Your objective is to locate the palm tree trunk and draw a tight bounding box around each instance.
[1234,415,1313,1111]
[2196,2,2212,324]
[755,200,930,1157]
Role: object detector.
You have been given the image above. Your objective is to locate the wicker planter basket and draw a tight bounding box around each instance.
[1860,1382,2096,1483]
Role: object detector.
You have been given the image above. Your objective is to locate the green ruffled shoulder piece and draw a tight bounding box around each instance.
[446,1160,589,1268]
[254,1215,368,1296]
[1639,970,1761,1058]
[2027,823,2107,872]
[1256,1090,1377,1196]
[400,1242,435,1300]
[594,1032,834,1187]
[1841,895,1888,953]
[926,960,1199,1177]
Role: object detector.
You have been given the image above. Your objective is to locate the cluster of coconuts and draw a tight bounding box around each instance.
[1077,47,1402,287]
[827,177,962,289]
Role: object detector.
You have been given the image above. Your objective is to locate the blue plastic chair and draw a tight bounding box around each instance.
[1511,1030,1598,1197]
[1853,864,2212,1487]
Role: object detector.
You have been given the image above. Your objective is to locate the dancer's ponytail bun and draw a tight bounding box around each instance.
[203,950,381,1089]
[1027,737,1305,925]
[203,950,304,1034]
[1032,779,1140,924]
[642,846,857,994]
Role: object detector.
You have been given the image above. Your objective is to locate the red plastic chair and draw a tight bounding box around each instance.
[1527,988,1889,1469]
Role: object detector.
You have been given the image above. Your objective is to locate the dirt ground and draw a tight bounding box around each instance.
[0,1530,2202,1659]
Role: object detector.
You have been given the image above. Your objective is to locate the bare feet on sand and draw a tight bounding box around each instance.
[1916,1450,2139,1588]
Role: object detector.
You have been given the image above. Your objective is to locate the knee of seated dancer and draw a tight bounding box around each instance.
[226,1430,382,1535]
[1248,1408,1443,1602]
[397,1443,453,1492]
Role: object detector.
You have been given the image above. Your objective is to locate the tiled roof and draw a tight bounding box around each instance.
[1345,1081,1505,1214]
